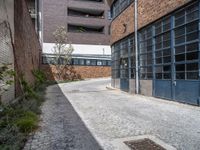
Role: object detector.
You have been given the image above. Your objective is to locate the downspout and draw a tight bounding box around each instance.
[135,0,139,94]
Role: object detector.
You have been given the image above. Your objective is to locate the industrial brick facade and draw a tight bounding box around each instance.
[109,0,200,106]
[110,0,191,44]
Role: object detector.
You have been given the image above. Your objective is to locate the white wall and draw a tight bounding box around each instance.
[43,43,111,55]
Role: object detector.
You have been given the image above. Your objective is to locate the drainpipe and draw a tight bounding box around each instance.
[135,0,139,94]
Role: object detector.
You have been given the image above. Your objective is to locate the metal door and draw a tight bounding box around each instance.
[153,16,173,100]
[154,2,200,105]
[120,58,129,92]
[172,3,200,105]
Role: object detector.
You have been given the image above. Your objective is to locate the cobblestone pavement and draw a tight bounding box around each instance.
[24,83,103,150]
[25,78,200,150]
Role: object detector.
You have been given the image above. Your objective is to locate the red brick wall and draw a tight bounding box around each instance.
[111,0,191,44]
[14,0,41,95]
[41,65,111,80]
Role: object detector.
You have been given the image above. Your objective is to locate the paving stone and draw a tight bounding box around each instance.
[25,78,200,150]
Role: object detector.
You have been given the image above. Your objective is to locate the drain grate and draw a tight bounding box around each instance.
[124,138,166,150]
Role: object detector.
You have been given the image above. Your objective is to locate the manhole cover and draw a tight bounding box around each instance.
[124,138,166,150]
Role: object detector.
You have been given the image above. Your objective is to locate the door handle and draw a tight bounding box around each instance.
[173,81,176,86]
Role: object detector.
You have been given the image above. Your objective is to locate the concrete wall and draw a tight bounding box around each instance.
[111,78,115,87]
[129,79,135,94]
[110,0,191,44]
[41,65,111,80]
[43,43,111,55]
[0,0,15,103]
[0,0,14,37]
[140,80,153,97]
[114,78,120,89]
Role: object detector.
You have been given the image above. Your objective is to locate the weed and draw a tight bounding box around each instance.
[15,111,38,133]
[32,69,47,88]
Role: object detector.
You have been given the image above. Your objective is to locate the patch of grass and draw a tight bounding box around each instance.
[0,68,78,149]
[0,83,46,150]
[15,111,38,133]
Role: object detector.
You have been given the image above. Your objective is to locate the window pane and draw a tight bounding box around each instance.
[164,73,171,79]
[186,52,198,60]
[102,60,107,66]
[186,11,199,23]
[156,58,162,64]
[175,17,185,27]
[175,36,185,45]
[163,32,170,40]
[147,73,153,79]
[155,51,162,58]
[163,23,171,31]
[163,56,171,63]
[187,42,198,52]
[175,54,185,62]
[155,66,162,73]
[176,64,185,71]
[186,63,198,71]
[187,72,198,80]
[163,40,170,48]
[73,59,79,65]
[155,24,162,35]
[186,32,198,42]
[175,45,185,54]
[86,60,90,65]
[156,73,162,79]
[107,61,111,66]
[175,27,185,37]
[163,65,171,72]
[186,21,198,33]
[176,72,185,79]
[79,59,85,65]
[97,60,102,66]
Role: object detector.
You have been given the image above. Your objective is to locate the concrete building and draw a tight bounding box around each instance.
[40,0,112,78]
[0,0,41,103]
[107,0,200,106]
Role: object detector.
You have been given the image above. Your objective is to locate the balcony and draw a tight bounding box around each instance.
[68,24,105,34]
[68,7,105,19]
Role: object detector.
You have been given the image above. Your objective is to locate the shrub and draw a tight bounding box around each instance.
[32,69,47,87]
[20,76,38,99]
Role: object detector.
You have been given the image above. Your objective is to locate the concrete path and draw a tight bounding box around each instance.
[25,78,200,150]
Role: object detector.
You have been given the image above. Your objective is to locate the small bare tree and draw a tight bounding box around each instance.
[52,26,74,81]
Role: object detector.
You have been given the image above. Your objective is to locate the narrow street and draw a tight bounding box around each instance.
[25,78,200,150]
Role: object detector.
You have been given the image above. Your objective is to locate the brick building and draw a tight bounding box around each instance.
[107,0,200,105]
[40,0,112,79]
